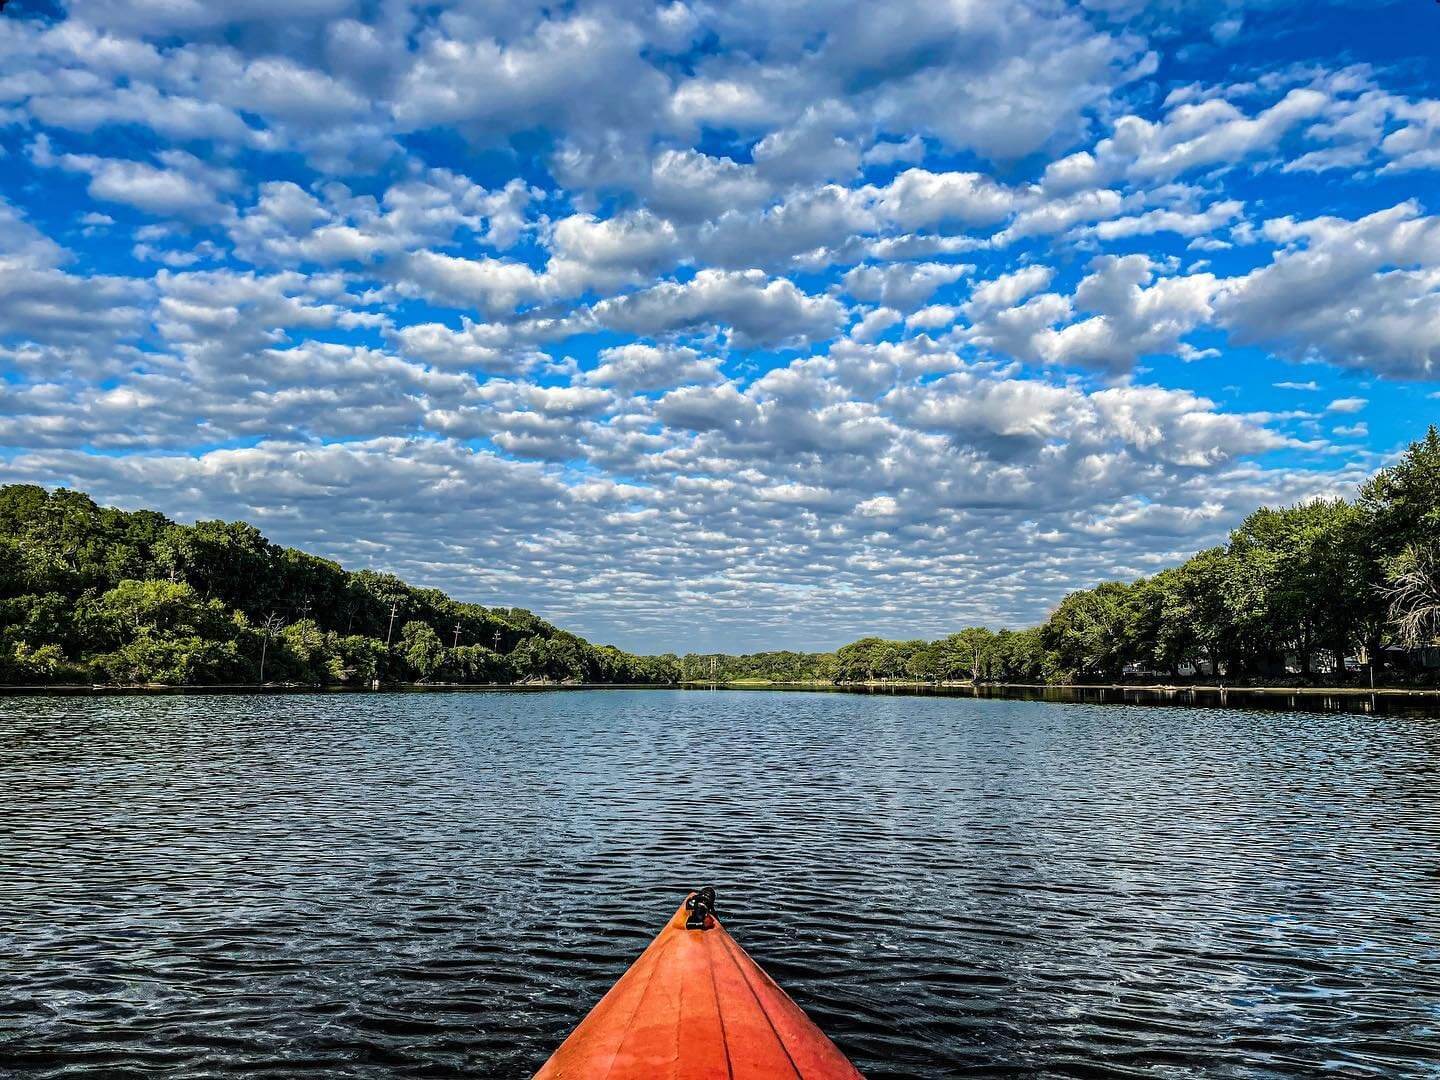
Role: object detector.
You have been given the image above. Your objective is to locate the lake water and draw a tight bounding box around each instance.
[2,690,1437,1078]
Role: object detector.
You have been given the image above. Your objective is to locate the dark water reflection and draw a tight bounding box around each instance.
[1,691,1437,1078]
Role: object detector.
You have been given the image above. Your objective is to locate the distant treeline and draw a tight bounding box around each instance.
[690,426,1440,687]
[0,485,679,686]
[5,427,1438,688]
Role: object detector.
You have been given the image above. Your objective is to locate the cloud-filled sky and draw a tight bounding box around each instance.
[1,0,1437,652]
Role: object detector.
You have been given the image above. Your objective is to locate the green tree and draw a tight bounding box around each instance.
[1163,548,1233,676]
[97,635,244,685]
[508,635,547,681]
[1358,426,1440,554]
[439,644,510,683]
[833,637,889,681]
[991,628,1044,682]
[327,634,387,684]
[399,621,446,681]
[937,628,997,681]
[1225,500,1368,677]
[1041,582,1137,681]
[98,579,229,640]
[0,592,72,651]
[1362,427,1440,659]
[277,619,340,683]
[1,642,68,683]
[156,520,277,612]
[0,484,681,688]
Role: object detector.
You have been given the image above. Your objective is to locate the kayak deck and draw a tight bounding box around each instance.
[534,893,864,1079]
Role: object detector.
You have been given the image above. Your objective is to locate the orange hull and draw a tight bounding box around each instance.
[534,895,865,1079]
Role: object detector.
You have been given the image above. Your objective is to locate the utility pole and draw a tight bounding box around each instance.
[493,629,501,652]
[385,601,399,646]
[452,622,462,649]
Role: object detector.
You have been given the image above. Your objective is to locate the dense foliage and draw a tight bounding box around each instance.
[696,427,1440,687]
[1023,427,1440,683]
[830,629,1048,684]
[4,428,1438,687]
[679,651,835,683]
[0,486,680,686]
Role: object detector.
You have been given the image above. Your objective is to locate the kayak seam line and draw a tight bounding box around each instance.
[601,932,670,1080]
[717,932,803,1080]
[707,940,735,1080]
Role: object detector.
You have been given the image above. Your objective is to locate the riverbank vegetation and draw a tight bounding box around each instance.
[0,486,679,686]
[4,427,1438,688]
[690,427,1440,688]
[1015,425,1438,684]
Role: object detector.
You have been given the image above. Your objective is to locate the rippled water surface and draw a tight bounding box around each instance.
[2,691,1438,1079]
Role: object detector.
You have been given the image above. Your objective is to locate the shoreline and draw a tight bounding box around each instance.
[3,679,1439,704]
[0,681,671,694]
[794,679,1440,698]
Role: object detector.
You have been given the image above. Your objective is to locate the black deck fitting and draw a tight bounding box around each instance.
[685,886,717,930]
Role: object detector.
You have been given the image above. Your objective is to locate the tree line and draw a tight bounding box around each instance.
[4,426,1438,688]
[695,426,1440,687]
[0,485,680,686]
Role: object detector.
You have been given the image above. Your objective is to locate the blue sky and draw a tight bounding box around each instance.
[1,0,1437,652]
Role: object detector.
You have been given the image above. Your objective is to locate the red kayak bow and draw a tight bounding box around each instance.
[534,888,865,1079]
